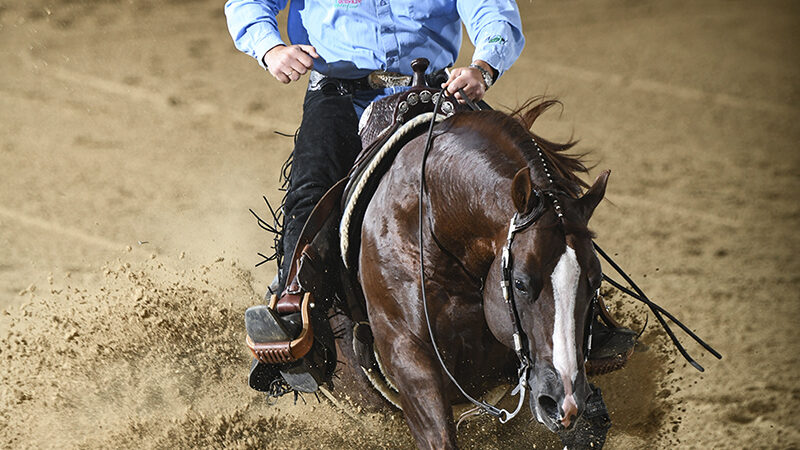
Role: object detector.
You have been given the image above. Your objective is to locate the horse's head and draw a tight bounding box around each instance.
[484,167,610,432]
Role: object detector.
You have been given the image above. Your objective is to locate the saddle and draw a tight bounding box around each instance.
[245,59,464,390]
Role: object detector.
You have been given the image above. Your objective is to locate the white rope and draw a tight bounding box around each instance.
[340,112,447,268]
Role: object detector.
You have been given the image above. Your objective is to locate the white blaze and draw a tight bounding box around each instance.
[551,246,580,387]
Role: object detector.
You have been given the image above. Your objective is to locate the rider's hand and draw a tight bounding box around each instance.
[442,61,494,103]
[262,44,319,84]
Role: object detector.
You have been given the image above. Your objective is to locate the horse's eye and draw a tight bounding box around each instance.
[514,279,527,293]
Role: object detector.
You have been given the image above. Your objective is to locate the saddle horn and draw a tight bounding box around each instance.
[410,58,430,88]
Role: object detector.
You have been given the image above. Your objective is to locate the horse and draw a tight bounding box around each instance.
[342,99,610,448]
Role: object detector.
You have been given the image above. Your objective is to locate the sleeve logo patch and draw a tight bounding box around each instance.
[487,35,507,45]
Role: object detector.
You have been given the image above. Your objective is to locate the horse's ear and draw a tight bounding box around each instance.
[577,170,610,219]
[511,167,533,214]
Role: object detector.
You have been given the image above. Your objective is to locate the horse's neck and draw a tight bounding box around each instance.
[426,150,518,278]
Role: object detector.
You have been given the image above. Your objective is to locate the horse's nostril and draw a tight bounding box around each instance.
[538,395,559,421]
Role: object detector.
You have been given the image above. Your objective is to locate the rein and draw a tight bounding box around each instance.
[592,244,722,371]
[418,90,532,423]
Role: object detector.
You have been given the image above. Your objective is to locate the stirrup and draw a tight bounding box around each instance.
[246,292,314,364]
[246,291,328,393]
[585,331,636,376]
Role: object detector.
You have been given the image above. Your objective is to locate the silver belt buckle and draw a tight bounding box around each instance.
[308,70,327,91]
[367,71,412,89]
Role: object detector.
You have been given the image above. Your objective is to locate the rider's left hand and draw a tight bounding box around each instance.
[442,62,494,103]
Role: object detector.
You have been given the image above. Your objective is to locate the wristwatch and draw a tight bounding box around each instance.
[469,63,493,90]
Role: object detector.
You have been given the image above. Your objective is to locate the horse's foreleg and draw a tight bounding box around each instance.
[375,331,458,450]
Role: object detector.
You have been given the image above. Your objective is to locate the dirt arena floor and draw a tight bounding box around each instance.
[1,0,798,448]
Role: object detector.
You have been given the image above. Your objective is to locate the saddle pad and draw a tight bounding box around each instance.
[340,112,447,269]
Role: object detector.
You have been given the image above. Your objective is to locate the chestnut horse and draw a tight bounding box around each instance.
[353,101,610,448]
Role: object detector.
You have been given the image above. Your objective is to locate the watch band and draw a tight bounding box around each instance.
[469,63,493,90]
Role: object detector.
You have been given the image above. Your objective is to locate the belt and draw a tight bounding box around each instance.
[308,69,447,95]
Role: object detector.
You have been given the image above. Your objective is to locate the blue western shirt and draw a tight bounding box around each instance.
[224,0,525,80]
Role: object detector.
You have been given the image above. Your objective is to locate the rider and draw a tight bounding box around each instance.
[225,0,524,389]
[225,0,634,393]
[225,0,524,285]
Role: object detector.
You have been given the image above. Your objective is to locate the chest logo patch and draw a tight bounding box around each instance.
[335,0,362,9]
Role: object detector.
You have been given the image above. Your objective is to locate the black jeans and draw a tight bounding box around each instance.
[279,88,362,290]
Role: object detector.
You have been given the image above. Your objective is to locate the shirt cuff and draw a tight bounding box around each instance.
[472,46,507,79]
[253,35,286,70]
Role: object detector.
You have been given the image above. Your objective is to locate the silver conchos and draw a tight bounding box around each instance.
[395,90,453,123]
[398,101,409,115]
[420,90,432,103]
[442,101,454,116]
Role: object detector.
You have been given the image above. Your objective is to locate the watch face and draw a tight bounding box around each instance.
[479,69,491,88]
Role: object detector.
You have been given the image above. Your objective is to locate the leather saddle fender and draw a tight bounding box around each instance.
[247,178,347,364]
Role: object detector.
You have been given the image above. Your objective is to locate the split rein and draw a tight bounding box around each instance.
[418,89,522,423]
[415,88,721,426]
[593,244,723,371]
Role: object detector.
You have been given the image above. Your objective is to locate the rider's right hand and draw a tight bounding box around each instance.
[262,44,319,84]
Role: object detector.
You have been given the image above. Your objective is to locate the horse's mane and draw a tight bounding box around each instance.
[446,98,591,199]
[512,99,597,238]
[510,98,590,198]
[441,98,595,238]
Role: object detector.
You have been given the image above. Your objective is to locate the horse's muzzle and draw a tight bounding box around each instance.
[529,363,590,432]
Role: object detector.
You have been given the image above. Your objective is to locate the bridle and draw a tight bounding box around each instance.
[493,140,602,422]
[416,88,721,426]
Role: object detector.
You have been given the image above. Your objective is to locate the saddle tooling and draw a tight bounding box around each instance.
[245,58,638,395]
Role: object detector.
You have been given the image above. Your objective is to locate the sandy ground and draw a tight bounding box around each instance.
[1,0,798,448]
